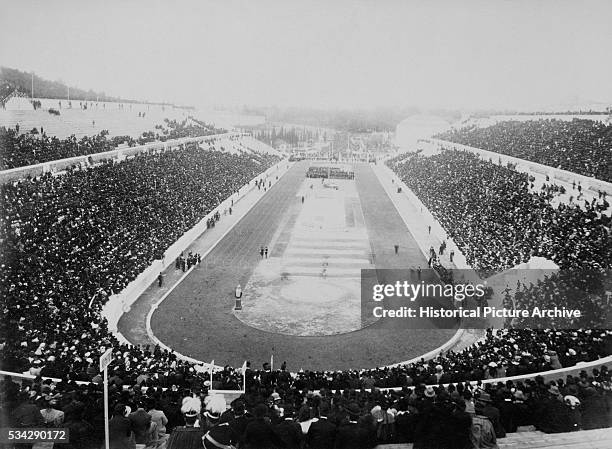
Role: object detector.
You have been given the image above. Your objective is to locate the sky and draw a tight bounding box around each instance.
[1,0,611,111]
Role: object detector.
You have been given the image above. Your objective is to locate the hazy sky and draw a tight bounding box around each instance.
[1,0,611,110]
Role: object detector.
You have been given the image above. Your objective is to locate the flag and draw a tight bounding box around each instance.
[242,360,247,392]
[209,360,214,389]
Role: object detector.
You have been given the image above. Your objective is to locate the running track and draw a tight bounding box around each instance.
[149,161,455,371]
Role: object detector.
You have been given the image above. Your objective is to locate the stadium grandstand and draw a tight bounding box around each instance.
[1,2,612,449]
[2,87,611,447]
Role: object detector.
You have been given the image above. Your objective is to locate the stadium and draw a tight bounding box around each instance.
[1,1,612,449]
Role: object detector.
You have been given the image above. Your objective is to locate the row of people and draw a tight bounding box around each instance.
[388,150,611,274]
[435,119,612,182]
[2,363,610,448]
[0,117,224,169]
[306,166,355,180]
[0,146,280,380]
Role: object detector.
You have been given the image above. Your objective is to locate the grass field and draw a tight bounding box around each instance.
[150,161,455,371]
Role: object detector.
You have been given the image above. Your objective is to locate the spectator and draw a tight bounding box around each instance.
[166,396,204,449]
[436,119,612,182]
[108,403,133,449]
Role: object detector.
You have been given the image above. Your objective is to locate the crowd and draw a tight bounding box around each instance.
[306,166,355,180]
[0,145,279,380]
[1,343,610,448]
[137,118,223,146]
[435,119,612,182]
[0,117,224,169]
[175,252,202,272]
[502,271,611,329]
[388,150,611,275]
[0,126,132,169]
[388,149,611,329]
[1,121,611,446]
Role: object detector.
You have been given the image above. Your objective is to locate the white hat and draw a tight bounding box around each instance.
[204,394,226,420]
[181,396,201,417]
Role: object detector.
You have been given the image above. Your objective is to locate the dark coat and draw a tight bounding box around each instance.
[334,421,377,449]
[166,426,204,449]
[128,408,151,444]
[203,422,240,449]
[482,404,505,438]
[274,418,303,449]
[307,417,337,449]
[448,410,473,449]
[244,417,284,449]
[108,415,134,449]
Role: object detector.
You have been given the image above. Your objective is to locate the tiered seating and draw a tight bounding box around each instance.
[435,119,612,182]
[373,428,612,449]
[0,117,225,169]
[496,428,612,449]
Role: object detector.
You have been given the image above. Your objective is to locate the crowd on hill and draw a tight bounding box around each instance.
[434,119,612,182]
[0,118,224,169]
[388,150,611,275]
[137,118,224,146]
[0,126,128,169]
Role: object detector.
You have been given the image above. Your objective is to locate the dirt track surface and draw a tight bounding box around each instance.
[149,162,455,371]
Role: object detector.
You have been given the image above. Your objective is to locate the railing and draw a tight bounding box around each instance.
[3,355,610,394]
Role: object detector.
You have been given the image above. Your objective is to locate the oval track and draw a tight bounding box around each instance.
[151,161,455,371]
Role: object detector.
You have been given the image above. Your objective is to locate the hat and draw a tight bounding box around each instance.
[424,387,436,398]
[346,403,361,417]
[181,396,201,417]
[477,392,492,403]
[231,398,246,414]
[488,362,497,368]
[549,385,561,397]
[513,390,526,401]
[204,394,226,420]
[564,395,580,407]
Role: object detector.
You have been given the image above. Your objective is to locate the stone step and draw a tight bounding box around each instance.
[372,428,612,449]
[497,428,612,449]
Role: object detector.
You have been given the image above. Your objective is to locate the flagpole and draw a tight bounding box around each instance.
[242,361,247,393]
[209,360,214,391]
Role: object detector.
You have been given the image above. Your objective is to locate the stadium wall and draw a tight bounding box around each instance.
[423,138,612,197]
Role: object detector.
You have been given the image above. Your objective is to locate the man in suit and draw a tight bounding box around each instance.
[306,402,337,449]
[128,400,152,446]
[221,398,252,446]
[243,403,284,449]
[108,403,134,449]
[334,403,377,449]
[477,392,505,438]
[274,406,303,449]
